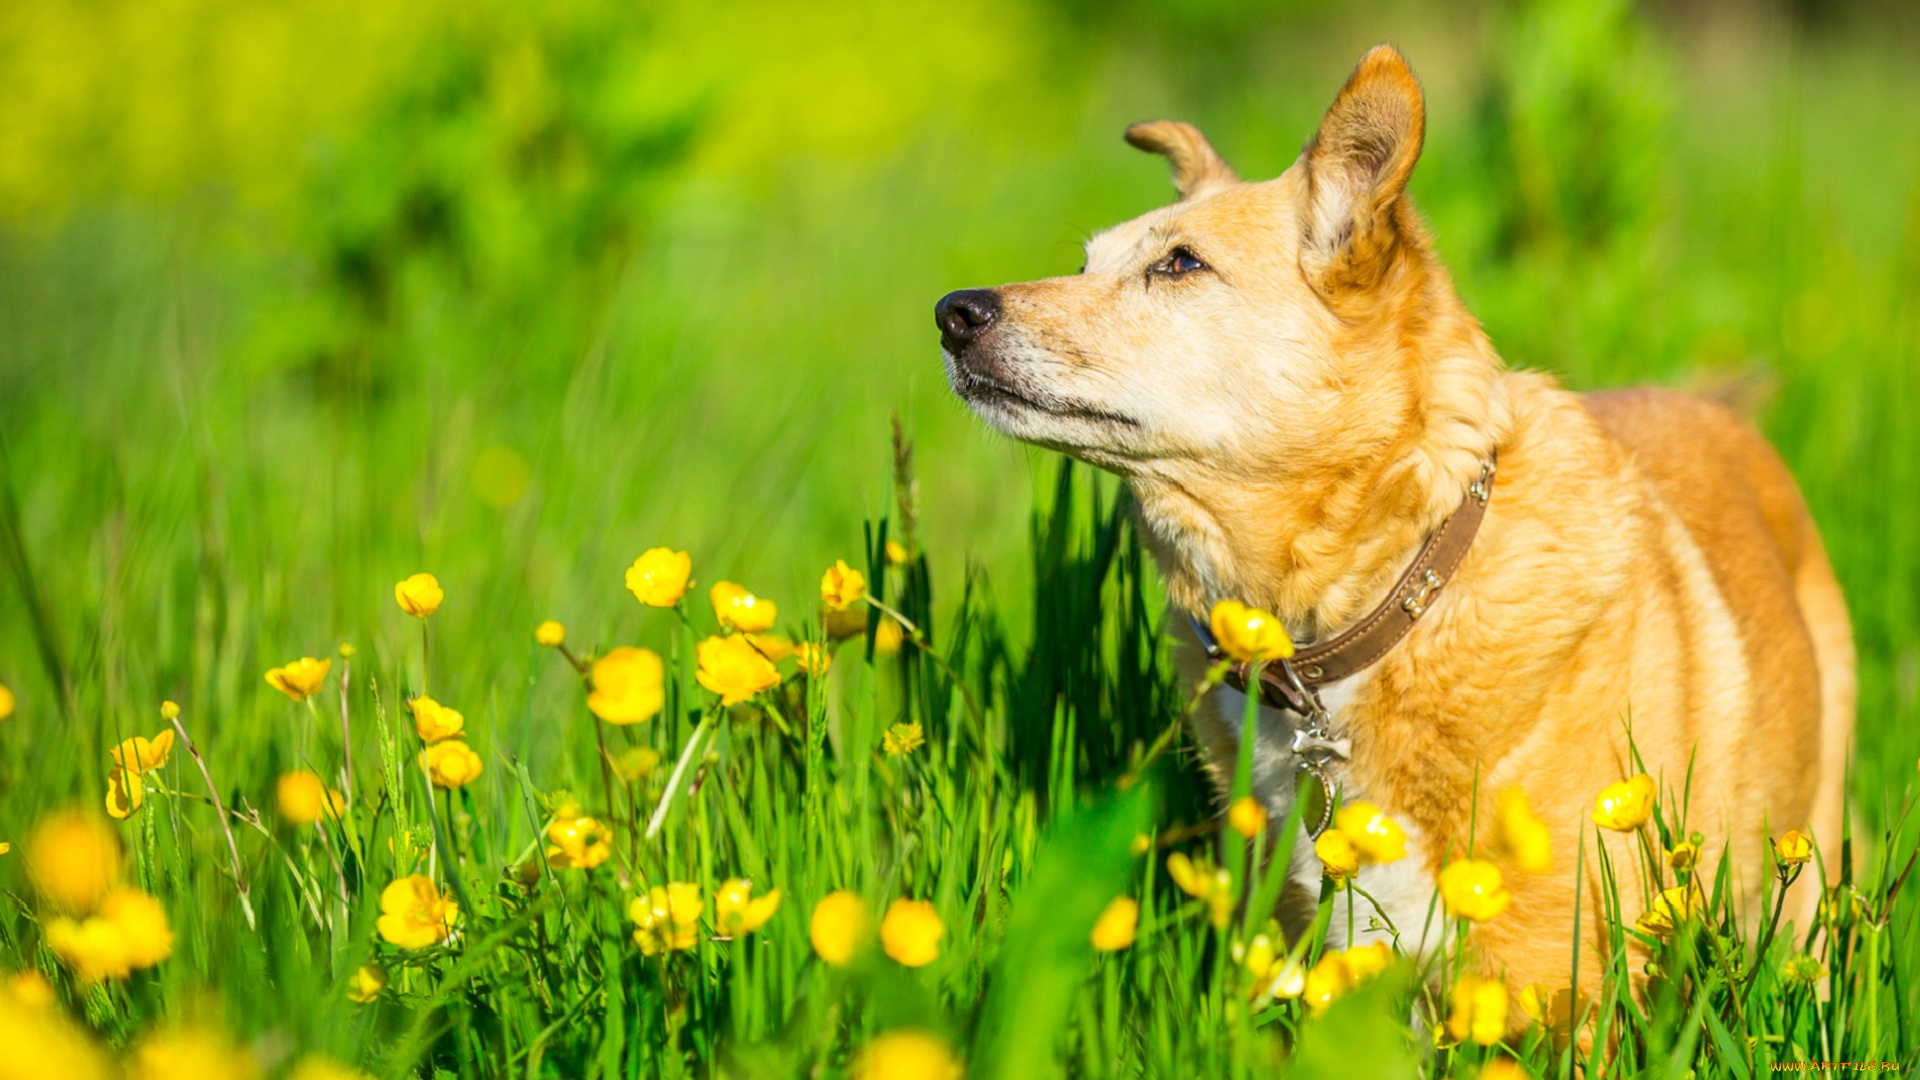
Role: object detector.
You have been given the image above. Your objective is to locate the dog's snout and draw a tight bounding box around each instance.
[935,288,1000,352]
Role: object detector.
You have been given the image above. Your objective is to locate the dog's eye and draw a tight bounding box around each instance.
[1149,247,1207,277]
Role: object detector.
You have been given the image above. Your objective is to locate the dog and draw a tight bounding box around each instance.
[937,44,1854,1008]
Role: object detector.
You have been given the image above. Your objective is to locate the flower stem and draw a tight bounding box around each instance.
[646,714,712,840]
[168,712,257,930]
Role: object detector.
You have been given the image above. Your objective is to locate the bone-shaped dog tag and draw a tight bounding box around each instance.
[1290,728,1351,762]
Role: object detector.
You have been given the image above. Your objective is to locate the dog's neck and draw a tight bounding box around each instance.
[1130,276,1512,644]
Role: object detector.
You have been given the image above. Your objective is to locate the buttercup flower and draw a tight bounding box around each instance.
[1667,841,1702,874]
[133,1025,257,1080]
[534,620,566,647]
[885,539,909,565]
[266,657,332,702]
[630,883,704,955]
[1207,599,1295,663]
[545,815,611,870]
[1090,896,1139,951]
[810,890,870,966]
[27,809,122,914]
[1445,974,1509,1046]
[1780,952,1827,988]
[1776,830,1813,866]
[1591,774,1655,831]
[796,643,832,675]
[1334,802,1407,863]
[394,573,443,617]
[105,768,144,821]
[108,730,175,776]
[820,560,867,609]
[881,898,945,967]
[588,647,666,724]
[749,632,795,662]
[420,740,484,789]
[883,721,925,756]
[626,548,692,608]
[1635,882,1705,938]
[710,581,778,633]
[276,771,344,826]
[1167,851,1235,929]
[347,963,387,1003]
[160,700,180,720]
[376,875,459,949]
[853,1030,963,1080]
[1301,943,1392,1012]
[874,619,904,655]
[0,683,12,721]
[408,696,464,743]
[696,635,782,705]
[715,879,782,936]
[45,887,173,982]
[1227,796,1267,840]
[1315,828,1361,887]
[1439,859,1511,922]
[1492,788,1551,873]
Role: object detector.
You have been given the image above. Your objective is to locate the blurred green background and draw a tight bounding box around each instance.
[2,0,1917,818]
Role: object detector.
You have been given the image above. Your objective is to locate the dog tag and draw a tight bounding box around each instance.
[1297,763,1334,838]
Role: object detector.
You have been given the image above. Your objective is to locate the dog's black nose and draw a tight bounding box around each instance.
[935,289,1000,352]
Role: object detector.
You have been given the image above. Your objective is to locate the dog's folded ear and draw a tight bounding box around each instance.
[1300,45,1426,299]
[1124,121,1238,201]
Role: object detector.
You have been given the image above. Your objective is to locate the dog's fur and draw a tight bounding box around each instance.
[940,45,1854,1005]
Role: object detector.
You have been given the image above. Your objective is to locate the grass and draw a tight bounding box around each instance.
[1,0,1919,1075]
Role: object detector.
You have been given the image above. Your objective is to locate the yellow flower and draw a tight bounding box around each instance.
[874,619,905,655]
[715,879,782,937]
[1334,802,1407,863]
[1089,897,1139,951]
[883,721,926,756]
[376,875,459,950]
[394,573,443,617]
[1445,974,1509,1046]
[1343,940,1394,982]
[881,899,945,968]
[27,810,122,914]
[1591,774,1656,831]
[1635,882,1705,938]
[1166,851,1235,929]
[276,771,345,826]
[105,768,144,821]
[1667,841,1702,873]
[1301,952,1352,1013]
[1227,796,1267,840]
[625,548,692,608]
[45,887,172,982]
[420,740,483,789]
[1780,952,1827,988]
[159,700,180,721]
[810,890,869,966]
[0,979,111,1079]
[6,969,53,1008]
[265,657,331,702]
[346,963,387,1003]
[132,1025,258,1080]
[612,746,661,783]
[0,683,13,721]
[108,730,175,776]
[695,634,782,705]
[710,581,778,633]
[544,816,611,870]
[853,1029,963,1080]
[286,1056,375,1080]
[1207,599,1295,663]
[749,632,795,662]
[1439,859,1511,922]
[821,560,868,609]
[1776,830,1813,866]
[408,696,465,743]
[534,620,566,647]
[630,883,704,955]
[1491,788,1551,874]
[885,539,909,565]
[796,642,833,675]
[1315,828,1361,886]
[588,647,667,724]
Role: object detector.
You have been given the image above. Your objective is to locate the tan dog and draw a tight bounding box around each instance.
[936,45,1853,1003]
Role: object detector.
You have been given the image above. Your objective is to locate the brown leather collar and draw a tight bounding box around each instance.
[1190,453,1497,714]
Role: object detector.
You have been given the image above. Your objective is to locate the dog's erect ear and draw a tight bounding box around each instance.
[1299,46,1425,296]
[1124,121,1239,201]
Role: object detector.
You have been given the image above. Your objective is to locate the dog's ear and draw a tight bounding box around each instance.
[1299,45,1425,297]
[1125,121,1238,201]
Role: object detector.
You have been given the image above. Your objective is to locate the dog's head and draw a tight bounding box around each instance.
[939,46,1453,490]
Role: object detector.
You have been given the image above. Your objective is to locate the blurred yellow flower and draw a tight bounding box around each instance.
[1492,787,1551,874]
[408,696,465,743]
[1301,944,1391,1013]
[1776,830,1813,866]
[0,683,13,721]
[1780,951,1827,988]
[810,890,869,966]
[266,657,331,702]
[1439,859,1511,923]
[27,809,122,914]
[6,969,53,1008]
[45,887,172,982]
[853,1029,963,1080]
[1667,841,1702,874]
[1445,974,1508,1046]
[1227,796,1267,840]
[711,581,778,633]
[108,731,175,779]
[1591,774,1655,831]
[696,635,781,705]
[630,883,703,955]
[626,548,692,608]
[376,875,459,950]
[160,700,180,721]
[1334,802,1407,864]
[796,642,833,675]
[420,740,484,789]
[0,985,111,1080]
[1207,599,1294,663]
[286,1056,375,1080]
[534,620,566,647]
[1518,982,1581,1045]
[821,559,868,608]
[105,768,144,821]
[394,573,444,617]
[749,632,795,662]
[1089,896,1138,951]
[1166,851,1235,929]
[1635,882,1705,938]
[885,540,909,565]
[588,647,666,724]
[715,878,782,937]
[612,746,661,783]
[277,771,344,826]
[132,1024,258,1080]
[1315,828,1361,887]
[346,963,387,1003]
[883,721,925,756]
[545,815,611,870]
[881,898,945,967]
[874,619,905,655]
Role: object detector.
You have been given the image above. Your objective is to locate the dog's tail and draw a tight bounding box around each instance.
[1678,364,1778,421]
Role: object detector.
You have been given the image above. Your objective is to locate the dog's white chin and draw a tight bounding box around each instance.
[943,350,1144,466]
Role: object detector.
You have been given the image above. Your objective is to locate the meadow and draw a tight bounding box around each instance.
[1,0,1918,1075]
